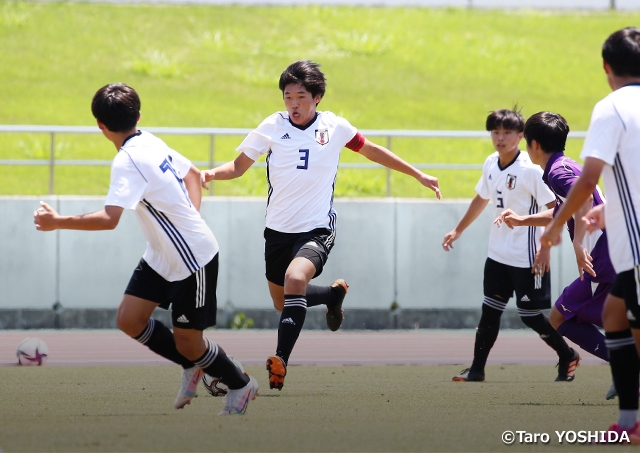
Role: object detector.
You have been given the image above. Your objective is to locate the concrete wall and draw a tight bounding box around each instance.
[1,196,573,314]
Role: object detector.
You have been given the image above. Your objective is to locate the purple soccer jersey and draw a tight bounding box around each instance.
[542,152,615,324]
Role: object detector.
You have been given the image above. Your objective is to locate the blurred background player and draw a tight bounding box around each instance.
[201,60,441,391]
[442,108,579,383]
[495,111,616,393]
[541,27,640,441]
[34,83,258,416]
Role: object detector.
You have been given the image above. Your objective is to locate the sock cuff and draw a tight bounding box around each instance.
[483,296,507,312]
[517,308,542,317]
[606,329,633,340]
[194,338,219,369]
[134,318,156,345]
[284,295,307,309]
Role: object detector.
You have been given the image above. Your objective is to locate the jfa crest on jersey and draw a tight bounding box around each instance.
[506,174,517,190]
[315,129,329,145]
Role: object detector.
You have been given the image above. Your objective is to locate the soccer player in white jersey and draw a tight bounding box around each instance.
[541,27,640,442]
[201,60,441,391]
[442,108,579,383]
[33,83,258,416]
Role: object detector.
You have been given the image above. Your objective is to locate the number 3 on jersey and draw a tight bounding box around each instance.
[297,149,309,170]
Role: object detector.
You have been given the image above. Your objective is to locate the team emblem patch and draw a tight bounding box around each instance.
[315,129,329,145]
[506,174,517,190]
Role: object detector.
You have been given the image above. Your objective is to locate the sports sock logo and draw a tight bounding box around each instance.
[281,317,295,325]
[176,315,189,323]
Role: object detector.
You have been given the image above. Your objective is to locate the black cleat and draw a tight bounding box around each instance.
[326,279,348,332]
[555,348,581,381]
[452,367,485,382]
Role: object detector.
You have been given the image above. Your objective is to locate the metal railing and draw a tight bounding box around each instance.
[0,125,587,196]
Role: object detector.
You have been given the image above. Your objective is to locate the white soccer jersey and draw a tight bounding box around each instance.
[476,151,555,268]
[105,131,218,281]
[580,84,640,273]
[238,111,359,233]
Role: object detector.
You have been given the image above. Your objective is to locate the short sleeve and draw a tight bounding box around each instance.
[237,117,277,161]
[474,155,493,199]
[580,98,624,166]
[547,166,577,199]
[105,152,148,210]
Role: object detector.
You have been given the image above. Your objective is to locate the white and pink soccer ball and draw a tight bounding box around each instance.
[16,337,49,366]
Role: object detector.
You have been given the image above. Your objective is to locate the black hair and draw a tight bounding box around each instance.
[91,83,140,132]
[279,60,326,100]
[485,108,525,132]
[602,27,640,78]
[524,112,569,154]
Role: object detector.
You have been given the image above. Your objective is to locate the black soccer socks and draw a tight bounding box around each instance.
[194,339,249,390]
[135,318,194,368]
[275,295,307,365]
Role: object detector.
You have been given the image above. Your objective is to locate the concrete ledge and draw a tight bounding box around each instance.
[0,308,529,330]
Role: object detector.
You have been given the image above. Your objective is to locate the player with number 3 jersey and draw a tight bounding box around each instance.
[202,60,441,391]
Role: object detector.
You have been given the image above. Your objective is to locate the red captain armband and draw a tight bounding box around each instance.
[345,132,365,152]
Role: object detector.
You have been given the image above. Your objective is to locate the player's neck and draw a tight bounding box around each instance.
[110,129,139,150]
[610,75,640,91]
[498,148,519,167]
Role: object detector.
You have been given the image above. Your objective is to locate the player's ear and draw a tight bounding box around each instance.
[96,120,106,131]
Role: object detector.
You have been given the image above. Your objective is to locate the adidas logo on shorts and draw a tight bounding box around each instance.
[520,295,530,302]
[176,315,189,323]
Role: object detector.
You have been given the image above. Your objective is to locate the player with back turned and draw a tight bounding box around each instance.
[442,108,580,383]
[34,83,258,416]
[541,27,640,441]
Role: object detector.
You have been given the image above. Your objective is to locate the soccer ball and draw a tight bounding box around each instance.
[202,356,245,397]
[16,337,49,366]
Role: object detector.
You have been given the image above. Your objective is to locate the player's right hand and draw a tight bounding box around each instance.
[34,201,58,231]
[442,230,459,252]
[200,170,213,190]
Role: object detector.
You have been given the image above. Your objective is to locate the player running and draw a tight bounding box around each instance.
[202,60,441,391]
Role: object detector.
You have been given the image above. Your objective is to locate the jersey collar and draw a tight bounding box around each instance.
[498,150,520,171]
[542,151,565,185]
[289,112,318,131]
[122,130,142,147]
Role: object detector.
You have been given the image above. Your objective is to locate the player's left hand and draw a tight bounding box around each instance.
[33,201,59,231]
[573,242,596,280]
[417,173,441,199]
[532,245,551,276]
[494,209,522,229]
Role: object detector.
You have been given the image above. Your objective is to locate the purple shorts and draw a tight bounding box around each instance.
[554,277,611,328]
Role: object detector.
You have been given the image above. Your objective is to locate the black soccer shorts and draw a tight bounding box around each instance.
[124,254,218,330]
[483,257,551,309]
[610,267,640,329]
[264,227,334,286]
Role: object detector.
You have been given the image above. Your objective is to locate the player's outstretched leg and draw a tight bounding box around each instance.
[175,366,204,409]
[218,375,259,416]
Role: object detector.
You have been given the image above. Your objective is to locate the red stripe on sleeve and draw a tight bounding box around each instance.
[345,132,365,152]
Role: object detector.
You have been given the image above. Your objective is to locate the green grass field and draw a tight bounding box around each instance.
[0,364,631,452]
[1,3,639,197]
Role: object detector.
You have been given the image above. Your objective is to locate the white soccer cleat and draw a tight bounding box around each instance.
[202,356,245,397]
[174,366,204,409]
[217,375,259,416]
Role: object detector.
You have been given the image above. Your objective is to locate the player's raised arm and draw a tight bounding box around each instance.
[442,194,489,251]
[201,152,256,189]
[357,139,441,199]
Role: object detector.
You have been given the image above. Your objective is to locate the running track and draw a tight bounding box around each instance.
[0,329,605,367]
